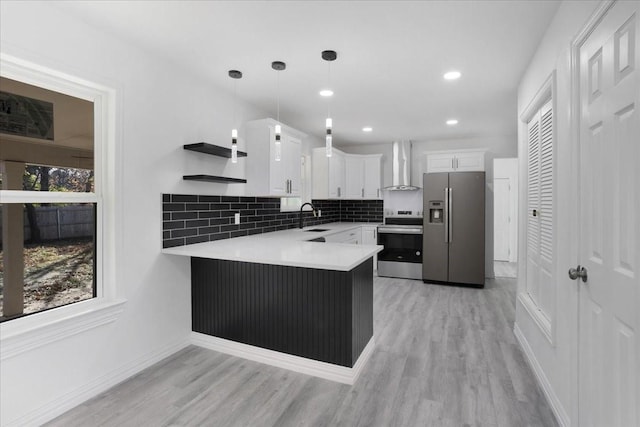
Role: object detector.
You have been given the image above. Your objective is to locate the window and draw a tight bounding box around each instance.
[0,78,98,321]
[0,54,122,350]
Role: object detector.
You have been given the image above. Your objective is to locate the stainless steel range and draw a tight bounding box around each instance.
[377,213,423,280]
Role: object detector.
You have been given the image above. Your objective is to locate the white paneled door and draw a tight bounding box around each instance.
[494,178,511,261]
[578,1,639,426]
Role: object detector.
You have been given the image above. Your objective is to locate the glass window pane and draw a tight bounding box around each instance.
[1,77,94,192]
[22,165,94,193]
[0,203,96,321]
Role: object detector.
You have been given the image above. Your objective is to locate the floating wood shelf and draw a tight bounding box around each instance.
[184,142,247,158]
[183,175,247,184]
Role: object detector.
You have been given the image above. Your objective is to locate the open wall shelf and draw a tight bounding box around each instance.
[183,175,247,184]
[184,142,247,158]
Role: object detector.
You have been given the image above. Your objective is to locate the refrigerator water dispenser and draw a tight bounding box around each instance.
[428,201,444,224]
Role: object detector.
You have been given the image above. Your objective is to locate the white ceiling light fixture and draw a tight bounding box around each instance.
[319,89,333,97]
[272,60,286,162]
[322,50,337,157]
[446,119,459,125]
[362,127,373,132]
[228,69,242,163]
[443,70,461,80]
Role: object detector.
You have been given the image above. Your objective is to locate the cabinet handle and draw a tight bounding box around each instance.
[377,189,380,198]
[361,188,364,198]
[338,187,341,197]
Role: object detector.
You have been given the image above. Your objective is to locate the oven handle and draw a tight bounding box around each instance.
[377,227,424,235]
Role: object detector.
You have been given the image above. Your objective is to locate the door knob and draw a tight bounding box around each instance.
[568,265,588,283]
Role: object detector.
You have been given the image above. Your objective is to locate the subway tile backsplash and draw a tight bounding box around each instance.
[162,194,383,248]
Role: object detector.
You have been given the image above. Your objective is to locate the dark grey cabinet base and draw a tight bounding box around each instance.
[191,257,374,367]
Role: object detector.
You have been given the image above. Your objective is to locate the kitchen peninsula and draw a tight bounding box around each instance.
[163,223,382,384]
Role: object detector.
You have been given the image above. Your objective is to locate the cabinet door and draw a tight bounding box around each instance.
[363,156,382,199]
[361,226,377,245]
[361,225,378,271]
[328,151,345,199]
[345,156,364,198]
[455,151,485,171]
[427,153,455,173]
[285,135,302,195]
[268,126,287,196]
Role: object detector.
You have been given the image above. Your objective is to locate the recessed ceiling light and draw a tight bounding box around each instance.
[443,71,461,80]
[362,127,373,132]
[446,119,459,125]
[319,89,334,97]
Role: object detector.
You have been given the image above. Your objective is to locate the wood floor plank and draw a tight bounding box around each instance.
[46,276,558,427]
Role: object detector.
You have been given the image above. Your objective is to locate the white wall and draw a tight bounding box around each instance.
[515,1,600,426]
[0,2,300,425]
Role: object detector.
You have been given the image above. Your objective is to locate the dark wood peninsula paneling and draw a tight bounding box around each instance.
[191,257,373,367]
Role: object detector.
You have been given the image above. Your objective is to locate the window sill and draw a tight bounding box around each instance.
[0,298,127,360]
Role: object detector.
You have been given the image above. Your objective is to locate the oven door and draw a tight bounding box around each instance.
[377,228,423,263]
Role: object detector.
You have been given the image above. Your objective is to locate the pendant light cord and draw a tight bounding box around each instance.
[233,79,237,128]
[277,70,280,123]
[327,60,331,118]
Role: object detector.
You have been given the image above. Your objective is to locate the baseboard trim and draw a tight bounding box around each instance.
[191,332,375,385]
[514,323,570,427]
[5,337,190,427]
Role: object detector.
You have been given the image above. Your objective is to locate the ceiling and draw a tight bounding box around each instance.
[55,1,560,145]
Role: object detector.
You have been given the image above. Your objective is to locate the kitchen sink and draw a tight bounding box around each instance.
[304,228,329,232]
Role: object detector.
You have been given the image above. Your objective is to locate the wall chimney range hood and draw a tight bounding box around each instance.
[384,140,420,191]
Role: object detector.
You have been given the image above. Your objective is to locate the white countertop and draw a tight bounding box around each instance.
[162,222,383,271]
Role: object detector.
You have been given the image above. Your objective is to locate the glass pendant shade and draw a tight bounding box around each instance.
[231,128,238,163]
[325,117,332,157]
[274,124,282,162]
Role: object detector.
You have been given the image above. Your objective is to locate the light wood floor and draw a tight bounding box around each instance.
[47,276,557,427]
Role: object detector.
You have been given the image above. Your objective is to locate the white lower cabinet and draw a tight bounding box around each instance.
[361,225,378,271]
[325,227,362,244]
[324,226,379,272]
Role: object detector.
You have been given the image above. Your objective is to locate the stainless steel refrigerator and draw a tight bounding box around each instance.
[423,171,485,287]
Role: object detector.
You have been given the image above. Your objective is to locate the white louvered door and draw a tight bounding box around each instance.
[526,100,555,328]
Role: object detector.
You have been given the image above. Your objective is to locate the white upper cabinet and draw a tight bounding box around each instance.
[426,150,485,173]
[345,154,382,199]
[345,155,365,198]
[312,147,346,199]
[363,155,382,198]
[316,149,382,200]
[245,119,304,197]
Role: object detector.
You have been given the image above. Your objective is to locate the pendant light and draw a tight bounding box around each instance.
[322,50,337,157]
[228,69,242,163]
[272,60,286,162]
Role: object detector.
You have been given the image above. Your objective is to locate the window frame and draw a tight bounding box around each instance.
[0,53,124,360]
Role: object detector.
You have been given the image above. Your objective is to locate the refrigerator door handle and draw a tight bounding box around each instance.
[444,188,450,243]
[448,187,453,242]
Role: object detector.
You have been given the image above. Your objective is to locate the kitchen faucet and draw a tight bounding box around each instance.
[299,202,317,229]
